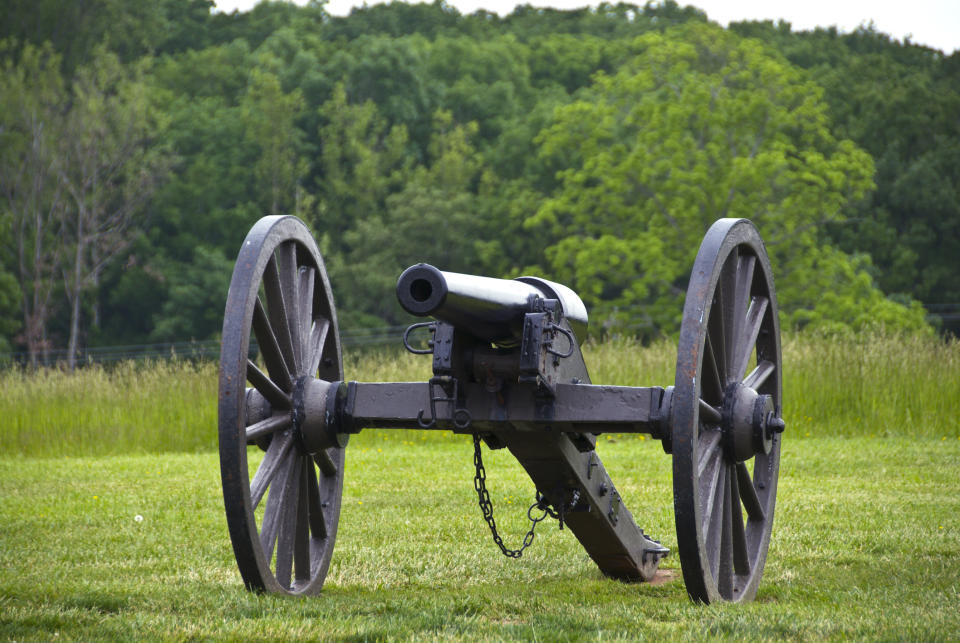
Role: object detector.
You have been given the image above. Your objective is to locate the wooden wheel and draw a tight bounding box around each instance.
[218,215,345,595]
[670,218,783,603]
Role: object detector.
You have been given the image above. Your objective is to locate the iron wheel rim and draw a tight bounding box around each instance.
[671,218,783,603]
[218,215,344,595]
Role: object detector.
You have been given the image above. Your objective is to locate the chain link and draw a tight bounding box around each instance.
[472,434,555,558]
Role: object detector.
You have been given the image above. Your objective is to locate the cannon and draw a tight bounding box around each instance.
[218,215,784,603]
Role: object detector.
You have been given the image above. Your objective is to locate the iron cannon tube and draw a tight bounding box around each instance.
[396,263,588,345]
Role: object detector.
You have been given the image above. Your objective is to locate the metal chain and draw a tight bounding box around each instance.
[472,434,554,558]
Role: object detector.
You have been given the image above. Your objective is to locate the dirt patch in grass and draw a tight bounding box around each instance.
[648,569,679,586]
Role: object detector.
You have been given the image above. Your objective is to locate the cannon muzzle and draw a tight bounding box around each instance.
[396,263,588,345]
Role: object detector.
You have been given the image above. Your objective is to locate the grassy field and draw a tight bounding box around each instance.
[1,435,958,640]
[1,334,959,639]
[1,333,957,458]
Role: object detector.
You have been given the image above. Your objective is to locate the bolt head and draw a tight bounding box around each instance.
[766,414,786,434]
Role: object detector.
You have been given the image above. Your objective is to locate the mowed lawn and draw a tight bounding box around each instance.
[1,335,958,639]
[1,431,958,640]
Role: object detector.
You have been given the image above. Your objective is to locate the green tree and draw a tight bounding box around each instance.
[499,1,704,40]
[322,0,461,41]
[341,111,485,323]
[813,41,960,331]
[98,41,266,348]
[0,0,217,71]
[729,21,960,333]
[323,35,435,154]
[207,0,307,51]
[309,84,413,326]
[0,40,66,366]
[152,39,252,102]
[146,39,259,261]
[312,83,411,241]
[526,33,621,93]
[0,214,23,354]
[529,24,924,336]
[241,66,308,216]
[55,48,174,369]
[425,35,534,144]
[150,245,235,342]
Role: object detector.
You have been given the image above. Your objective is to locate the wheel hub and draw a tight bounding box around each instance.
[721,382,783,462]
[292,376,348,452]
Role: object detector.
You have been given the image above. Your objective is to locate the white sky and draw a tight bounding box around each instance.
[212,0,960,54]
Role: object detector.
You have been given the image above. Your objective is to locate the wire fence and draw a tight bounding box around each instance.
[2,303,957,368]
[0,325,412,368]
[925,303,960,323]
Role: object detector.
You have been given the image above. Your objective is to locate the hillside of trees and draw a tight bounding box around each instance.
[1,0,956,367]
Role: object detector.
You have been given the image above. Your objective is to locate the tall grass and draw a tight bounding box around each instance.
[584,332,960,440]
[1,333,957,457]
[0,360,218,457]
[783,332,959,439]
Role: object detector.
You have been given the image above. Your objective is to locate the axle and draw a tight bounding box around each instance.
[245,374,782,476]
[327,381,666,436]
[245,379,669,450]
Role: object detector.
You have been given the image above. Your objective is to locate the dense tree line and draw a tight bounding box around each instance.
[0,0,954,366]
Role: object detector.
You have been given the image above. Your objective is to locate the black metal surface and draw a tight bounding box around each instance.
[396,263,588,345]
[671,218,783,603]
[503,432,668,581]
[343,381,661,434]
[218,215,345,595]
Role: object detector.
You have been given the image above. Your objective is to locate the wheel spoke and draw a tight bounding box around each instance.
[717,468,734,596]
[305,317,331,378]
[276,241,303,376]
[731,254,756,355]
[294,456,311,582]
[697,430,722,476]
[246,359,290,410]
[260,489,282,563]
[299,266,315,356]
[306,457,328,540]
[314,449,338,478]
[699,399,722,425]
[718,250,740,382]
[744,359,775,390]
[706,461,727,582]
[263,255,298,378]
[732,296,768,383]
[246,415,290,443]
[260,448,298,562]
[708,288,728,389]
[700,436,724,529]
[702,332,724,406]
[252,297,292,393]
[736,462,765,522]
[730,466,751,577]
[250,431,295,509]
[275,454,303,589]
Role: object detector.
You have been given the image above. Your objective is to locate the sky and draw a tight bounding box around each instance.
[213,0,959,54]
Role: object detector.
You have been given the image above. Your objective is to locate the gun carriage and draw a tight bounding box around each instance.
[218,215,784,603]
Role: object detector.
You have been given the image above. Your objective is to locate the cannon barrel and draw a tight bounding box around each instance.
[396,263,588,345]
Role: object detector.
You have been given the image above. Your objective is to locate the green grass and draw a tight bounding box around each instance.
[1,333,958,458]
[1,435,958,640]
[1,334,959,639]
[584,333,960,441]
